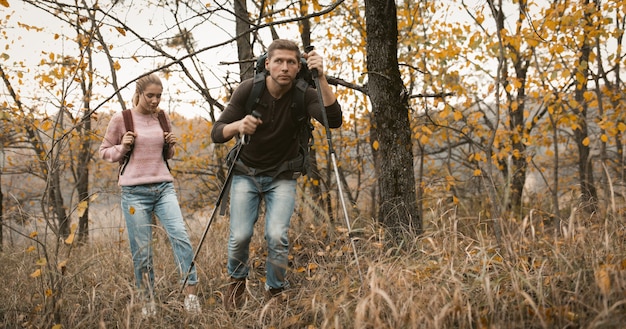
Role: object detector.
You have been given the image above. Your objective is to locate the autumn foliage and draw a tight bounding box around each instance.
[0,0,625,328]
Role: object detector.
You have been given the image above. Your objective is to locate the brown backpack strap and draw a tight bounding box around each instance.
[119,110,134,175]
[156,110,172,172]
[157,110,171,133]
[122,109,134,132]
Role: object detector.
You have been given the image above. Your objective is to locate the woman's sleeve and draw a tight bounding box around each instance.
[99,113,130,163]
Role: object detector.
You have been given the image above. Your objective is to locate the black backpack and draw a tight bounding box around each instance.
[119,109,172,175]
[243,53,316,177]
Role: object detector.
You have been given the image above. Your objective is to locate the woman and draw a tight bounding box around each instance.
[99,73,201,315]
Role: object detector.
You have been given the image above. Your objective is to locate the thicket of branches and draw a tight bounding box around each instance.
[0,0,625,327]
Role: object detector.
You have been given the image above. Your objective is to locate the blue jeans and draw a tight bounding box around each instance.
[121,182,197,296]
[228,174,296,290]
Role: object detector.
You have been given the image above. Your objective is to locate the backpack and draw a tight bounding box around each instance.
[119,109,172,175]
[242,53,315,177]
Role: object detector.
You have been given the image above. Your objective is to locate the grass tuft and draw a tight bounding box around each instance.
[1,205,625,328]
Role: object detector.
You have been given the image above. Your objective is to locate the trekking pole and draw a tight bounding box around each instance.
[305,45,363,283]
[180,111,262,293]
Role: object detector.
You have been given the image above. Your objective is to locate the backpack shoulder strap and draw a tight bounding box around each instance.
[156,110,171,132]
[245,72,267,115]
[122,109,134,132]
[292,78,310,124]
[119,109,134,175]
[155,110,172,171]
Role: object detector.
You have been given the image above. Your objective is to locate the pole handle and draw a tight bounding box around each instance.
[242,110,262,144]
[304,45,318,79]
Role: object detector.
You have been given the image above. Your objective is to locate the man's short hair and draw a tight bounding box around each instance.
[267,39,301,61]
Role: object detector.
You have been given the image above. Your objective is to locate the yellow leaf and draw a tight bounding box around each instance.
[601,134,608,143]
[129,206,135,215]
[0,0,9,8]
[76,200,88,218]
[307,263,319,271]
[115,26,126,36]
[372,140,379,150]
[582,137,590,146]
[30,231,38,238]
[594,266,611,296]
[26,246,36,253]
[36,258,47,266]
[476,13,484,24]
[40,120,52,131]
[58,259,68,271]
[618,122,626,132]
[473,169,482,176]
[453,111,463,121]
[527,37,539,47]
[30,269,41,278]
[65,223,78,245]
[46,289,53,297]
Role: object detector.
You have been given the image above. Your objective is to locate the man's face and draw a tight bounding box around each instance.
[266,49,301,87]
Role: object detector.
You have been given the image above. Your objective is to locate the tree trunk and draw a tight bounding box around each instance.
[365,0,421,241]
[308,145,329,220]
[76,107,92,243]
[235,0,254,80]
[298,6,329,219]
[0,165,3,251]
[76,30,94,243]
[50,170,69,238]
[507,102,528,217]
[573,0,598,213]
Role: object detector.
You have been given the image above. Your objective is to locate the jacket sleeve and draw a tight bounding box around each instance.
[211,79,253,144]
[99,113,130,163]
[306,88,343,128]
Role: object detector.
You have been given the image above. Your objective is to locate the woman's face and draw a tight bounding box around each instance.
[138,83,163,114]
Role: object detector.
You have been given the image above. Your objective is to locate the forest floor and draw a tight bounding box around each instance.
[1,198,625,328]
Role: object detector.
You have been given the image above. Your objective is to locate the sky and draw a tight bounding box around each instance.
[3,0,494,120]
[3,1,279,119]
[3,0,595,121]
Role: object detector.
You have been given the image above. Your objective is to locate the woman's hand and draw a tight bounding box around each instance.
[164,132,177,145]
[122,131,136,149]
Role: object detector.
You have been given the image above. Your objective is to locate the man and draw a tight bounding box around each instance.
[210,39,342,310]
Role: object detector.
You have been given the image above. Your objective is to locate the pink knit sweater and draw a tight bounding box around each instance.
[99,110,175,186]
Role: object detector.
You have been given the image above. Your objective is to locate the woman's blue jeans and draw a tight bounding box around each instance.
[121,182,197,296]
[228,174,296,290]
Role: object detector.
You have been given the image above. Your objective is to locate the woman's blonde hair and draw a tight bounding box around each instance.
[132,73,163,107]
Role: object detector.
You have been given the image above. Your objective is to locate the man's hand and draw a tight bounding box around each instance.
[238,113,263,136]
[303,50,325,78]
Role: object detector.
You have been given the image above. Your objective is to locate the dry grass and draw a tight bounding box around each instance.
[1,203,626,328]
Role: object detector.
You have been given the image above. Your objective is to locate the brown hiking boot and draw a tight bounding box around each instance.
[224,277,246,311]
[264,287,284,300]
